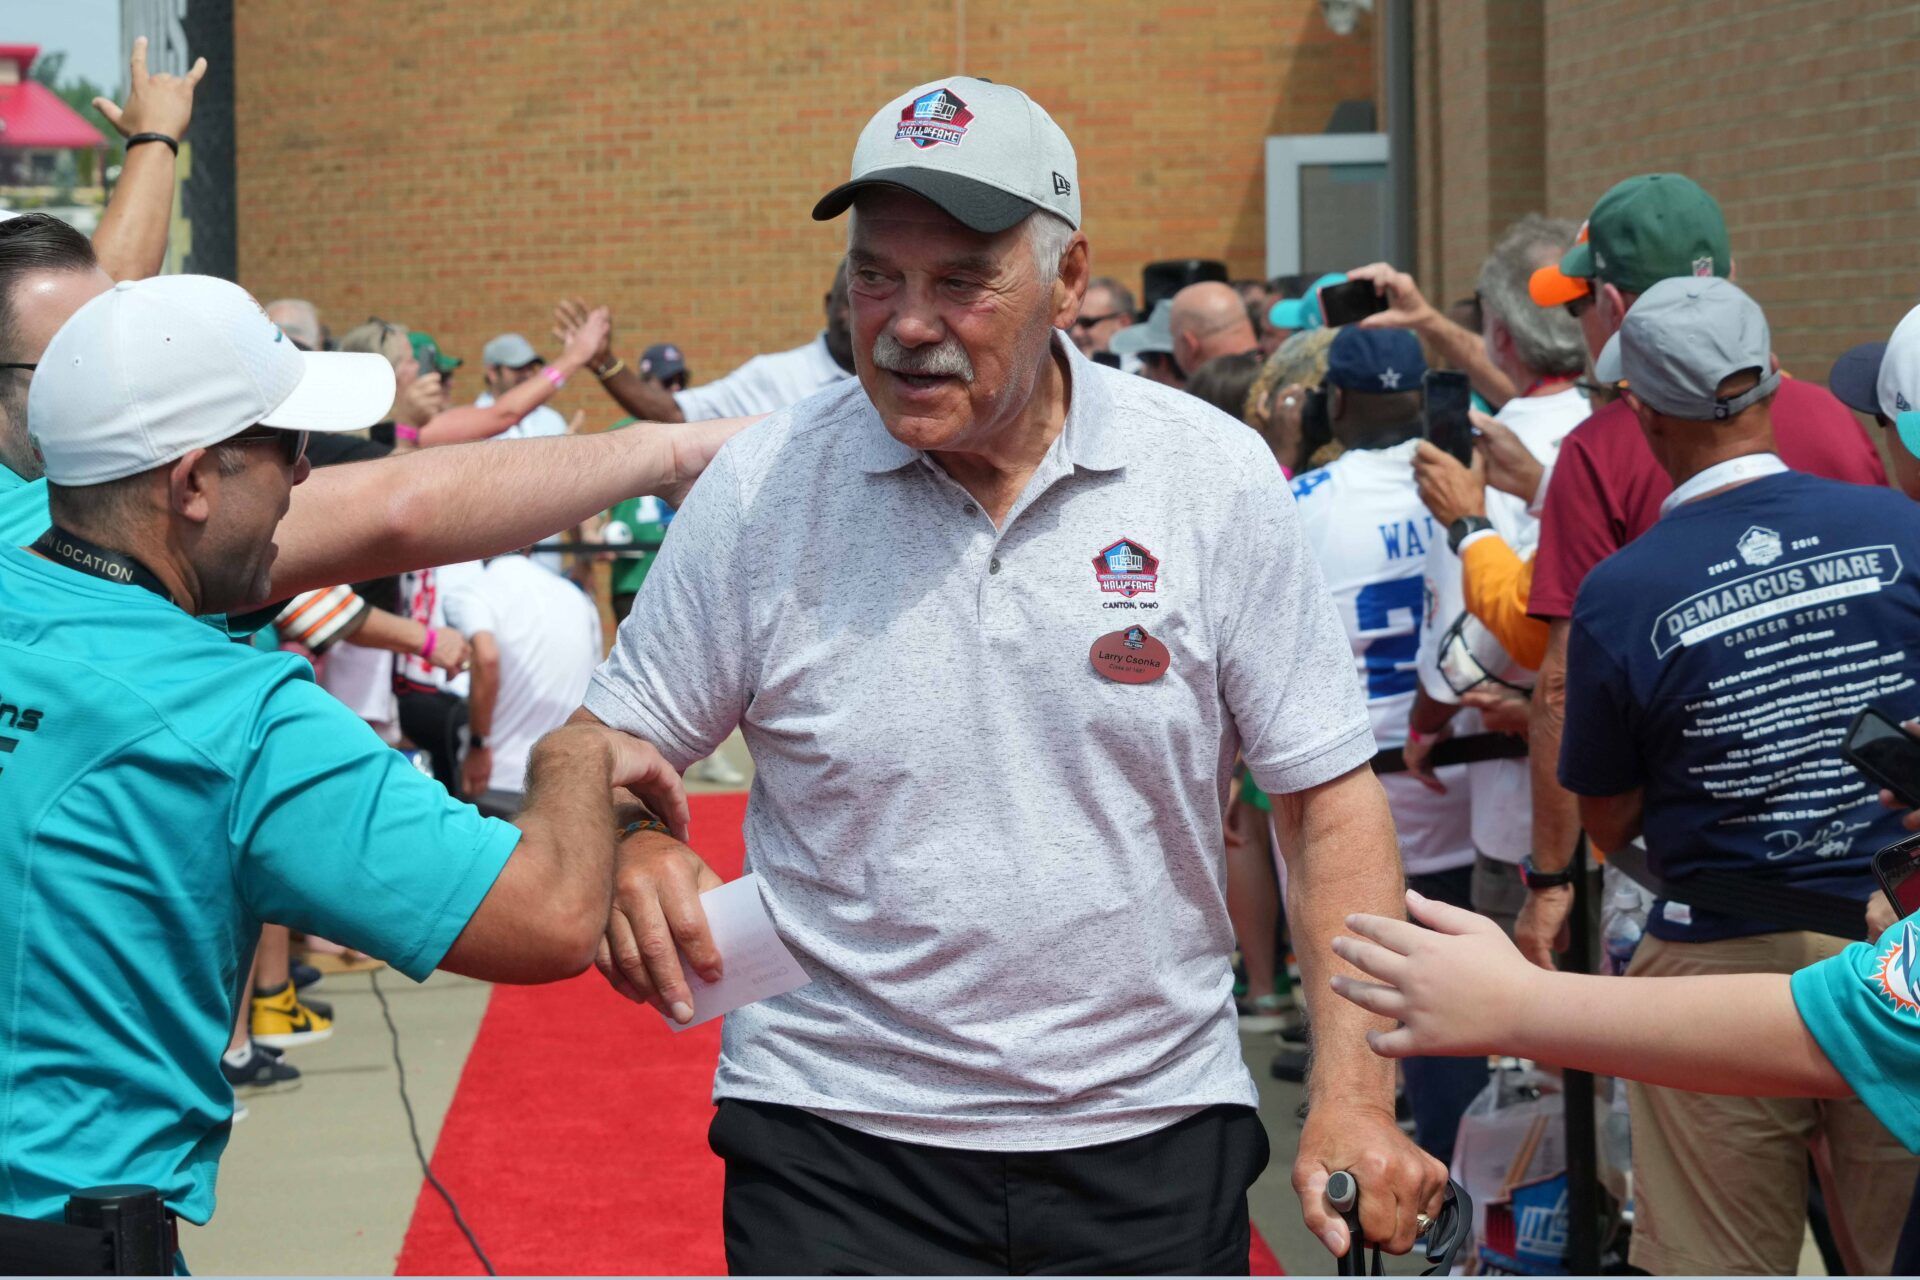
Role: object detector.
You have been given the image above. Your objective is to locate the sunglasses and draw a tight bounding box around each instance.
[1072,311,1124,330]
[227,426,310,469]
[1563,294,1594,320]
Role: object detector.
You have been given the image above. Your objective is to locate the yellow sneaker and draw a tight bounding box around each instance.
[251,981,333,1049]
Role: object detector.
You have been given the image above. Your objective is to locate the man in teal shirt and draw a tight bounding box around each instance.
[0,275,689,1245]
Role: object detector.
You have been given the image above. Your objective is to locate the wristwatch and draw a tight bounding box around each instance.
[1519,854,1577,891]
[1447,514,1494,554]
[467,732,488,751]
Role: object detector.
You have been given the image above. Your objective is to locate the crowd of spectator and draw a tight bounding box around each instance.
[9,36,1920,1279]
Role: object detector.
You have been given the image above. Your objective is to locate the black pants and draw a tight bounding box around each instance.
[710,1099,1270,1276]
[396,689,467,795]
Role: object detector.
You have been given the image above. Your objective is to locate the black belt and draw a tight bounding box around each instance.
[1604,842,1869,942]
[0,1188,177,1275]
[1371,731,1528,776]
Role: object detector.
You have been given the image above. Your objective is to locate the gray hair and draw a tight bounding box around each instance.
[1476,214,1587,379]
[1086,276,1136,316]
[847,206,1077,284]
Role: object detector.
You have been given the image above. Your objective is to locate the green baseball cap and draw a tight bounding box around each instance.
[1556,174,1730,295]
[409,330,462,375]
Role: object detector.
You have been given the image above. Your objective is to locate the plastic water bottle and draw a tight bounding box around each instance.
[1602,883,1648,976]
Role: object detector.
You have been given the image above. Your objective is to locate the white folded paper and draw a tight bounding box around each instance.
[667,873,811,1032]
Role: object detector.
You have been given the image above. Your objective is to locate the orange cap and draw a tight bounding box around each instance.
[1528,221,1593,307]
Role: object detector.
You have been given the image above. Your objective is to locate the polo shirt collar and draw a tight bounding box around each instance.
[0,460,25,495]
[856,332,1127,474]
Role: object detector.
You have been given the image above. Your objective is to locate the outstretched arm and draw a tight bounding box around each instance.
[1332,890,1849,1098]
[266,415,750,602]
[90,37,207,281]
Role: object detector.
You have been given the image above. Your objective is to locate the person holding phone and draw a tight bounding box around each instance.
[1537,276,1920,1275]
[1400,217,1591,935]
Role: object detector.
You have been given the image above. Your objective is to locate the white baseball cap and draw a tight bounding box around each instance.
[28,275,396,485]
[1876,304,1920,458]
[812,76,1079,233]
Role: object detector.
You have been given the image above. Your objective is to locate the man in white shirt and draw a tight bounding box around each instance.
[444,553,604,816]
[1404,217,1592,934]
[566,266,857,427]
[1288,325,1480,1168]
[577,76,1446,1274]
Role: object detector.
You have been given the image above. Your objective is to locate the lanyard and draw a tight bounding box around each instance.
[1658,452,1788,518]
[30,525,174,601]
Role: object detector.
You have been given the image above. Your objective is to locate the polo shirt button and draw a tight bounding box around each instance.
[989,557,1002,575]
[963,503,977,516]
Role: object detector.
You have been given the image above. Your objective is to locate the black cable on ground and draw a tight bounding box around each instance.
[369,968,497,1276]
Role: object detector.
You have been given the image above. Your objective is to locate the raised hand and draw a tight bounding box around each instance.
[94,36,207,141]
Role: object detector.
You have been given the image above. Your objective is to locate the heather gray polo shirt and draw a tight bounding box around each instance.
[585,337,1374,1150]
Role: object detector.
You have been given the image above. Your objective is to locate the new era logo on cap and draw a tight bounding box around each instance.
[812,76,1080,235]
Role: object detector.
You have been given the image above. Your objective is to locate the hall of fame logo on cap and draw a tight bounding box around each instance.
[896,88,973,149]
[1092,537,1159,598]
[1876,921,1920,1016]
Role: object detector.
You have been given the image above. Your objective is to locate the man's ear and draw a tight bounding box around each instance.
[1051,233,1090,330]
[1598,281,1630,332]
[168,449,215,526]
[1622,389,1655,430]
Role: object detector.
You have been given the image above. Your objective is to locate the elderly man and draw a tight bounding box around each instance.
[0,276,686,1254]
[579,77,1443,1274]
[1169,280,1260,378]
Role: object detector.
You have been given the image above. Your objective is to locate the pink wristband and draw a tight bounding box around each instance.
[394,423,421,443]
[420,628,438,659]
[543,365,566,391]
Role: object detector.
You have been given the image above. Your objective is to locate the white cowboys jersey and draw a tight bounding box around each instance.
[1291,438,1473,875]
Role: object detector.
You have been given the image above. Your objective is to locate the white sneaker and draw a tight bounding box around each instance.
[690,753,748,787]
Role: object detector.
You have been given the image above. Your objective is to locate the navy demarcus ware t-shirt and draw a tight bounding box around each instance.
[1561,471,1920,942]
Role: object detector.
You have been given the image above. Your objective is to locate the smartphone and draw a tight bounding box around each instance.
[1423,370,1475,465]
[1873,832,1920,917]
[1318,278,1389,328]
[1844,705,1920,806]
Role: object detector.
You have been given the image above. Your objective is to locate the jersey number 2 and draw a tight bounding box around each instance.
[1355,578,1422,699]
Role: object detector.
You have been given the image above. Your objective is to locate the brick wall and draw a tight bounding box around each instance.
[1420,0,1920,381]
[233,1,1374,421]
[1413,0,1547,308]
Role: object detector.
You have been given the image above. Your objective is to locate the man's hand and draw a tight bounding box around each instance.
[1402,725,1449,795]
[1470,410,1545,503]
[1345,262,1439,334]
[597,829,725,1023]
[94,37,207,141]
[1332,890,1541,1058]
[554,298,616,372]
[1462,685,1530,738]
[396,359,446,427]
[1295,1102,1449,1257]
[1412,441,1486,527]
[423,625,469,673]
[1513,884,1573,970]
[558,305,613,372]
[657,415,761,506]
[461,745,493,800]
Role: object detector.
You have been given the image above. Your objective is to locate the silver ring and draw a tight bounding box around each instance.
[1415,1211,1432,1232]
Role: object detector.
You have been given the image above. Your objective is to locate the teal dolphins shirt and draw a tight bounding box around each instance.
[0,544,519,1224]
[1792,913,1920,1153]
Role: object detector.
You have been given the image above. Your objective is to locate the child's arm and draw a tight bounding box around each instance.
[1330,890,1851,1099]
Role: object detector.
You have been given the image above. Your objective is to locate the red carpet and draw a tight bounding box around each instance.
[398,791,1282,1274]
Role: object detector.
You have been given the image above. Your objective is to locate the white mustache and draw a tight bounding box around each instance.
[872,331,974,383]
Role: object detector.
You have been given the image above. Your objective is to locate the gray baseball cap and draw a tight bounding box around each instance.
[812,77,1079,234]
[482,332,540,368]
[1594,277,1779,420]
[1109,299,1173,357]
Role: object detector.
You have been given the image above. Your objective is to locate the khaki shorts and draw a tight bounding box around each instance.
[1625,930,1920,1275]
